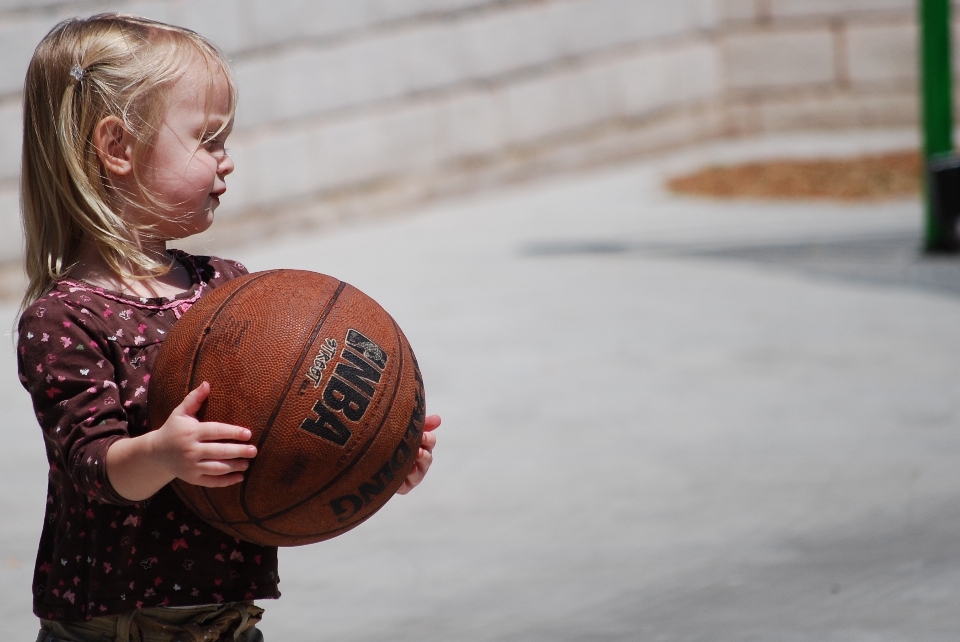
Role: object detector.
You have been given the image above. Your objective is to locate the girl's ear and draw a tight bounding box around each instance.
[93,116,134,177]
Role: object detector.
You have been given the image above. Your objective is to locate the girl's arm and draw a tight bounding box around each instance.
[19,303,255,505]
[105,381,256,502]
[19,304,137,505]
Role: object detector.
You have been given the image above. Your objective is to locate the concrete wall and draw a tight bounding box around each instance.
[0,0,935,262]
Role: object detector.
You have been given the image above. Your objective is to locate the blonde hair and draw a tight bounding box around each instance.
[20,13,237,309]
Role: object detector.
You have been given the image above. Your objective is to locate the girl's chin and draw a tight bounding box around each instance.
[163,216,214,241]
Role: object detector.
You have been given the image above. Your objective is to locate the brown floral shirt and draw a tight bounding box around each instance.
[17,252,280,622]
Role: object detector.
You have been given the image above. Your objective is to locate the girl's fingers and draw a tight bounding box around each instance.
[198,422,253,444]
[420,430,437,453]
[418,415,438,457]
[398,467,425,494]
[415,448,433,473]
[197,441,257,461]
[396,448,432,495]
[195,472,246,488]
[177,381,211,416]
[178,454,251,486]
[197,457,250,475]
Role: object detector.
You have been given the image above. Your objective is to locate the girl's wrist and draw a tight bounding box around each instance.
[106,431,175,501]
[139,429,177,487]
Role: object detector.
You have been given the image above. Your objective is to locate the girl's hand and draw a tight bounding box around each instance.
[150,381,257,487]
[396,414,440,495]
[106,381,257,501]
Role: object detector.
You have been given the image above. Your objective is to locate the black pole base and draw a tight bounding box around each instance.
[927,154,960,253]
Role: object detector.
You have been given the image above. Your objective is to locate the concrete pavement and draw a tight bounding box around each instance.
[3,130,960,641]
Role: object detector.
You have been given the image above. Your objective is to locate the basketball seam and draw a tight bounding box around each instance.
[186,271,277,393]
[238,280,348,521]
[183,271,279,528]
[257,511,376,546]
[240,315,408,538]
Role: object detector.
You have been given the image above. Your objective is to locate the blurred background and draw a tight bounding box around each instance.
[0,0,935,264]
[5,2,960,641]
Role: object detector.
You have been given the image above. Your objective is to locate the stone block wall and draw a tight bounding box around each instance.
[0,0,937,263]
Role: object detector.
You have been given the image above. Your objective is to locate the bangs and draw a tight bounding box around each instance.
[197,52,236,141]
[142,33,237,143]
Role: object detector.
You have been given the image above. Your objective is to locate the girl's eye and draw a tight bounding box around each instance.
[204,139,227,155]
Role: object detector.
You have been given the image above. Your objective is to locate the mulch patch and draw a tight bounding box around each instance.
[666,150,921,201]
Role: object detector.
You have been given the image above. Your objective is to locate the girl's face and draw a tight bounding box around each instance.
[137,58,234,240]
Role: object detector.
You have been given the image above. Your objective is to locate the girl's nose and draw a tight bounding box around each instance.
[218,153,235,177]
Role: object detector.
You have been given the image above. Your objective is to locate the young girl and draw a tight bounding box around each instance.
[18,14,439,642]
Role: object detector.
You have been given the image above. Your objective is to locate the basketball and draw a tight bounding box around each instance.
[148,270,425,547]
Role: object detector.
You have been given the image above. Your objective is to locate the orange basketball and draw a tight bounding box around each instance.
[148,270,425,547]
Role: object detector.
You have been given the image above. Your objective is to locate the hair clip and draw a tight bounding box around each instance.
[69,64,85,82]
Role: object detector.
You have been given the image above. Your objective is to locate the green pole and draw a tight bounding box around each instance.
[920,0,954,251]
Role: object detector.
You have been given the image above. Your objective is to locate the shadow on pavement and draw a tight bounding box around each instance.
[523,232,960,298]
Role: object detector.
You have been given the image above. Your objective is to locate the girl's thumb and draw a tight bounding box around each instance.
[177,381,211,417]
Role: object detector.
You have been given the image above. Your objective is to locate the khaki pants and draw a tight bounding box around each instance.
[36,602,264,642]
